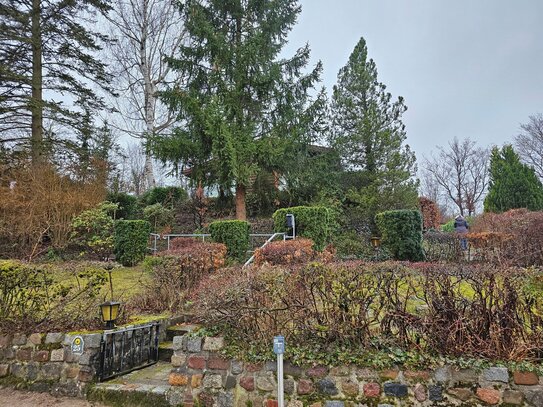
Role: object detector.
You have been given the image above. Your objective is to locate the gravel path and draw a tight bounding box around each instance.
[0,387,106,407]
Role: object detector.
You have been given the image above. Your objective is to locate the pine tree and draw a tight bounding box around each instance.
[151,0,323,220]
[484,145,543,213]
[0,0,113,164]
[330,37,418,226]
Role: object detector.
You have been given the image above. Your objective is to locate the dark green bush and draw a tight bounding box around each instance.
[114,220,151,266]
[273,206,336,251]
[209,220,250,261]
[375,210,424,261]
[107,192,139,219]
[140,186,188,209]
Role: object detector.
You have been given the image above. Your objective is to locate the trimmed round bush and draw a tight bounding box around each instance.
[209,220,250,261]
[375,209,424,261]
[114,220,151,266]
[273,206,335,251]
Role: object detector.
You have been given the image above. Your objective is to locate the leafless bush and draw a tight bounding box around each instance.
[192,261,543,362]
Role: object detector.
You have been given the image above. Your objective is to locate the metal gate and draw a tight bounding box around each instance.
[98,322,160,382]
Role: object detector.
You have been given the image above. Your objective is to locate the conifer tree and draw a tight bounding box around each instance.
[151,0,324,220]
[0,0,112,164]
[330,37,418,226]
[484,144,543,212]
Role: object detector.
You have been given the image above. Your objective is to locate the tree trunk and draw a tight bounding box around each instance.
[143,154,155,189]
[235,183,246,221]
[140,0,157,190]
[31,0,43,164]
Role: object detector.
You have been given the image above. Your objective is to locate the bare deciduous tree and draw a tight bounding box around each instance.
[423,137,489,216]
[105,0,185,190]
[515,114,543,181]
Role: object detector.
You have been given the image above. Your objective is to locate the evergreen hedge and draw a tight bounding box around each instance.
[375,210,424,261]
[209,220,250,261]
[114,220,151,266]
[273,206,335,251]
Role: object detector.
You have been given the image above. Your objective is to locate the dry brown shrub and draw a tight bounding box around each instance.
[470,209,543,266]
[254,238,335,266]
[191,261,543,362]
[131,240,227,313]
[0,164,105,259]
[419,196,441,230]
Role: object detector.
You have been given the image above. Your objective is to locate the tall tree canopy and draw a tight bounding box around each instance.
[150,0,324,220]
[330,37,418,227]
[0,0,112,164]
[484,144,543,213]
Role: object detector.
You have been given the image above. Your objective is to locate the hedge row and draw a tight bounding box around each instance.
[273,206,335,251]
[375,210,424,261]
[209,220,250,261]
[114,220,151,266]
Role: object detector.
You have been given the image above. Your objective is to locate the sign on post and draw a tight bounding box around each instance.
[274,336,285,407]
[273,335,285,355]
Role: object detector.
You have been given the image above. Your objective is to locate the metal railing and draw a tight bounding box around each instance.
[243,232,286,268]
[149,233,161,253]
[162,234,211,250]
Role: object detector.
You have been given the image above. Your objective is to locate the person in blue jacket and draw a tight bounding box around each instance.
[454,215,469,250]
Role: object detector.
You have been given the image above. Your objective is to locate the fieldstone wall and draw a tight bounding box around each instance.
[168,335,543,406]
[0,331,102,396]
[0,317,171,397]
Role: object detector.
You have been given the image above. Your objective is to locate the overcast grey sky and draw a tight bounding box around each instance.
[283,0,543,161]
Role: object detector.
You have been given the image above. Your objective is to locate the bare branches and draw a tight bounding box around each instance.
[423,137,489,216]
[515,113,543,180]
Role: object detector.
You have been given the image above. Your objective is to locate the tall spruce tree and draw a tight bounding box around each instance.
[0,0,112,164]
[151,0,323,220]
[484,144,543,212]
[330,37,418,227]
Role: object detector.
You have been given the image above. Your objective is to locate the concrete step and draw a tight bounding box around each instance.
[88,362,177,406]
[165,323,201,342]
[158,342,174,362]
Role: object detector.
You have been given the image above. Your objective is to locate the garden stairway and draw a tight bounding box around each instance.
[88,316,201,406]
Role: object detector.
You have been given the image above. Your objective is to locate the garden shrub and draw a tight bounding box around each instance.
[192,261,543,365]
[273,206,336,251]
[0,260,107,332]
[107,192,139,219]
[423,231,463,262]
[143,203,174,232]
[254,238,335,266]
[209,220,250,261]
[418,196,440,230]
[133,240,226,312]
[469,209,543,266]
[375,210,424,261]
[140,186,188,209]
[333,231,392,261]
[0,164,105,259]
[114,220,151,266]
[70,201,118,261]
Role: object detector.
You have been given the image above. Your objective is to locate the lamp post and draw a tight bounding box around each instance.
[99,301,121,329]
[370,236,381,250]
[100,261,120,329]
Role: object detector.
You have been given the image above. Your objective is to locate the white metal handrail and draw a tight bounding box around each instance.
[243,232,286,268]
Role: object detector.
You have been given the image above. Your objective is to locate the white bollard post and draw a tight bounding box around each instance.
[273,336,285,407]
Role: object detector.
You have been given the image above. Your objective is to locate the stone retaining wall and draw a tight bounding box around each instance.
[0,318,171,397]
[0,331,102,396]
[168,335,543,406]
